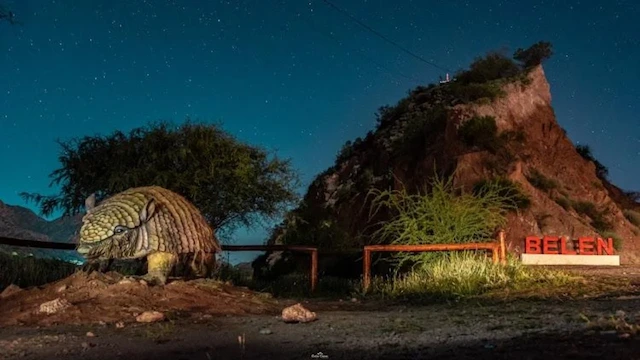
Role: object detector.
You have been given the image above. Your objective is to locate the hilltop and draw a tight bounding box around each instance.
[254,45,640,277]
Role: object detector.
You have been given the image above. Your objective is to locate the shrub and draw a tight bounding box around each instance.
[572,200,613,232]
[456,52,522,85]
[370,252,577,301]
[575,144,609,180]
[601,231,624,252]
[526,168,559,192]
[375,98,412,129]
[458,115,499,151]
[500,129,527,143]
[367,174,522,274]
[443,81,506,104]
[555,196,572,210]
[572,200,597,216]
[624,210,640,227]
[394,106,448,158]
[513,41,553,68]
[336,140,355,165]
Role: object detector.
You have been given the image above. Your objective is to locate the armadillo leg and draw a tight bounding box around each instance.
[189,252,215,278]
[80,260,100,274]
[143,251,178,285]
[98,258,114,273]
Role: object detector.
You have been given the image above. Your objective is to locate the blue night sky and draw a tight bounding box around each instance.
[1,0,638,262]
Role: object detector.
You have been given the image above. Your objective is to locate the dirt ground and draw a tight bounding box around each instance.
[2,267,640,359]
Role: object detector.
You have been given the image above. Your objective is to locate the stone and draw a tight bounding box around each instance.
[281,303,317,323]
[39,298,72,314]
[136,311,165,323]
[0,284,22,299]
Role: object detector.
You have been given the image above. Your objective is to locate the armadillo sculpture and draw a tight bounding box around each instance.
[76,186,222,285]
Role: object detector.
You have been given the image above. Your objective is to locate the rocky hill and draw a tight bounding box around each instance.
[254,45,640,276]
[0,199,83,262]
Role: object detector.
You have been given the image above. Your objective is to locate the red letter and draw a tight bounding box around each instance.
[543,236,559,254]
[579,237,595,255]
[597,237,614,255]
[560,236,576,255]
[525,236,541,254]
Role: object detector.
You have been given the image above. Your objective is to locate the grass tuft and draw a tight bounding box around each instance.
[367,252,578,301]
[526,168,559,192]
[366,174,522,274]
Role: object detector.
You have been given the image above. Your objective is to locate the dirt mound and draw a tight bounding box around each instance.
[0,271,281,327]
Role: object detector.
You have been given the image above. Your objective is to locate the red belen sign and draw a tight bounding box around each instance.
[525,235,614,255]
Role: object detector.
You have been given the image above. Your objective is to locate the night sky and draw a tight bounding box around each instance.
[1,1,638,261]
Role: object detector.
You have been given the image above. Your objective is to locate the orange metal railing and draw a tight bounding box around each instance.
[361,230,507,291]
[0,236,319,292]
[1,229,508,294]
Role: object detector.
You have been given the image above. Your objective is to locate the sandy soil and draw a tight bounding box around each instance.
[2,267,640,359]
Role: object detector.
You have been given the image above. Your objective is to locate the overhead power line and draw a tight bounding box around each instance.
[320,0,451,73]
[300,12,424,85]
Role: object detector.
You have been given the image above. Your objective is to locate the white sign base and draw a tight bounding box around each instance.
[521,254,620,266]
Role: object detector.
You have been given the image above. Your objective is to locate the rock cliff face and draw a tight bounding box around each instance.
[449,66,639,262]
[255,63,639,276]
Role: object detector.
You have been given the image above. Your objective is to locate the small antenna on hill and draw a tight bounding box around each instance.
[439,73,452,84]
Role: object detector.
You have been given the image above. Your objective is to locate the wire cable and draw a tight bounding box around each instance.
[299,12,425,85]
[320,0,451,73]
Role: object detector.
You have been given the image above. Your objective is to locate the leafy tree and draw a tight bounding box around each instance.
[513,41,553,68]
[20,119,301,238]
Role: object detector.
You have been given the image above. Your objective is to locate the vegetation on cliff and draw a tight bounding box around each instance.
[263,41,551,253]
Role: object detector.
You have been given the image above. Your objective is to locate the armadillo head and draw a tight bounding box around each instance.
[77,192,157,261]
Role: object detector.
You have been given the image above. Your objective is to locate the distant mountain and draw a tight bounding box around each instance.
[0,200,84,263]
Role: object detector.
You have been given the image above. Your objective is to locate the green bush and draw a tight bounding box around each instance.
[367,174,522,274]
[456,52,522,84]
[369,251,577,301]
[526,168,559,192]
[443,81,506,103]
[458,115,499,151]
[394,106,448,158]
[513,41,553,68]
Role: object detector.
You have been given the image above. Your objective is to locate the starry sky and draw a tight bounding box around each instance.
[1,0,638,262]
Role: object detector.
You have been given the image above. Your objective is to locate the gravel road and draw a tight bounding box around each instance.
[2,295,640,360]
